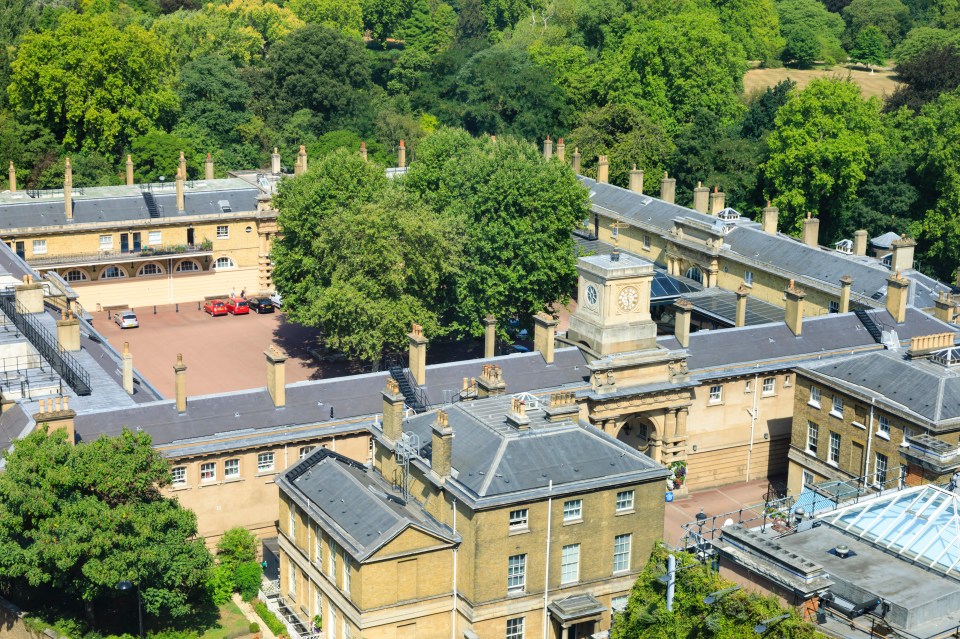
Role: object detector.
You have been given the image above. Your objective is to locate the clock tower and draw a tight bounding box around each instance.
[567,252,658,356]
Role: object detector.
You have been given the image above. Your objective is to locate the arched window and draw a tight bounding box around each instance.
[100,265,126,280]
[213,256,236,270]
[175,260,200,273]
[64,269,88,282]
[138,263,163,277]
[684,266,703,284]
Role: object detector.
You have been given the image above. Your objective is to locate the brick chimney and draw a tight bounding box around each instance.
[359,142,368,162]
[907,332,955,357]
[556,138,565,162]
[572,147,581,173]
[178,150,187,179]
[174,353,187,414]
[891,235,916,272]
[15,274,43,314]
[674,298,693,347]
[34,397,76,444]
[205,153,214,180]
[886,271,909,324]
[431,409,454,478]
[271,147,281,174]
[477,364,506,397]
[295,145,307,176]
[56,308,80,352]
[785,280,806,336]
[398,140,406,169]
[596,155,609,184]
[839,275,853,313]
[934,291,957,324]
[735,284,748,327]
[265,346,287,409]
[544,390,579,423]
[506,397,530,430]
[660,172,676,204]
[408,323,427,386]
[64,157,73,220]
[709,186,725,215]
[483,315,497,359]
[175,166,185,212]
[801,213,819,247]
[853,230,868,256]
[762,202,778,234]
[382,378,404,442]
[126,155,134,186]
[543,135,552,160]
[692,181,709,213]
[122,341,134,395]
[533,313,558,364]
[629,165,644,194]
[8,161,16,192]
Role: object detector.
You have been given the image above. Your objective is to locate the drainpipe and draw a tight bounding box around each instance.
[745,373,759,481]
[452,498,458,639]
[864,399,875,490]
[543,480,553,639]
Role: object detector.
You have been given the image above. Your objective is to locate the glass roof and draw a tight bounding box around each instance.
[827,485,960,577]
[651,270,702,300]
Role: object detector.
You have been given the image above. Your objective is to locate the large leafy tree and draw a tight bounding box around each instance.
[763,78,886,240]
[886,44,960,111]
[8,13,178,154]
[843,0,911,48]
[776,0,847,65]
[0,427,212,629]
[709,0,786,63]
[178,56,253,146]
[287,0,363,37]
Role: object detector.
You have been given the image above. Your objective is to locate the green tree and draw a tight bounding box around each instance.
[9,13,178,154]
[397,0,457,51]
[850,24,889,67]
[178,56,253,146]
[481,0,544,31]
[360,0,410,41]
[843,0,911,48]
[776,0,847,65]
[886,43,960,111]
[893,26,960,64]
[710,0,786,63]
[0,427,213,628]
[763,78,886,240]
[131,131,198,182]
[287,0,363,37]
[741,79,797,139]
[216,527,258,574]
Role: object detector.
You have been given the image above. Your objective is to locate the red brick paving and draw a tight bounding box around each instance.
[663,479,771,546]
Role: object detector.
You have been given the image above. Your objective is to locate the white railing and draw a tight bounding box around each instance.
[259,588,323,639]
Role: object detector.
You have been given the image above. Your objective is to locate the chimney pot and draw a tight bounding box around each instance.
[802,214,820,248]
[571,147,581,173]
[596,155,609,184]
[398,140,406,168]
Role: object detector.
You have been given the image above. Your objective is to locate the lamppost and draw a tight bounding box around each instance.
[117,579,144,639]
[754,613,791,634]
[703,585,741,605]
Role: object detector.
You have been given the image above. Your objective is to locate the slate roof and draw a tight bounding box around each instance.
[871,231,902,249]
[277,448,457,562]
[392,394,669,509]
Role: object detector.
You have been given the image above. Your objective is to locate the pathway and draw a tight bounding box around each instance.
[232,593,279,639]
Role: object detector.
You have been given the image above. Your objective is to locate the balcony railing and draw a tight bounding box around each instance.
[26,241,214,268]
[259,581,322,639]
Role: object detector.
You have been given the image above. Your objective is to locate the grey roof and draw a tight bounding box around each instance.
[871,231,902,248]
[394,394,669,508]
[575,235,702,300]
[681,287,785,326]
[277,449,457,562]
[0,403,32,455]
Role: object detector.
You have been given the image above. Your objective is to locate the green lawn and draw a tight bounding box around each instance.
[198,600,252,639]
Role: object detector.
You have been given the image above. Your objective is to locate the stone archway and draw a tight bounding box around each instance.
[616,413,665,463]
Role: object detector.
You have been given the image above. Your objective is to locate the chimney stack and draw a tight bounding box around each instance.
[431,410,454,478]
[629,165,644,194]
[178,150,187,179]
[886,271,910,324]
[891,235,916,272]
[483,315,497,359]
[33,397,76,444]
[543,135,552,160]
[673,298,693,348]
[296,145,307,176]
[205,153,214,180]
[174,353,187,414]
[692,181,709,213]
[762,202,778,234]
[934,291,957,324]
[572,147,581,173]
[8,161,16,192]
[271,147,281,174]
[382,378,405,442]
[801,213,819,248]
[544,391,579,423]
[15,274,43,314]
[506,397,530,430]
[839,275,853,313]
[265,346,287,409]
[853,230,868,256]
[596,155,609,184]
[359,142,368,162]
[477,363,506,397]
[660,172,676,204]
[398,140,406,168]
[126,155,134,186]
[175,165,185,212]
[735,285,748,327]
[408,323,427,386]
[785,280,806,336]
[122,341,134,395]
[556,138,565,162]
[709,186,725,215]
[533,313,558,364]
[56,308,80,352]
[64,157,73,220]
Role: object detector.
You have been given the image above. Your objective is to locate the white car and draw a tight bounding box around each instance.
[270,292,283,309]
[114,310,139,329]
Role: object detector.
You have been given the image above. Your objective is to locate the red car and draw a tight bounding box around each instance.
[204,300,228,316]
[226,298,249,315]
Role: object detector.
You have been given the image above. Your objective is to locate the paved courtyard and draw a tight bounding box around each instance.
[663,479,771,546]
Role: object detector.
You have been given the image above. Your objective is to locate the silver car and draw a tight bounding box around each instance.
[114,310,139,329]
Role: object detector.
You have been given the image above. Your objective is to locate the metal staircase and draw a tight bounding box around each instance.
[387,359,428,413]
[142,191,160,218]
[855,309,884,343]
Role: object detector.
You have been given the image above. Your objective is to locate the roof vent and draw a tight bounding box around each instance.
[218,199,231,213]
[717,207,740,221]
[831,544,853,559]
[835,239,853,254]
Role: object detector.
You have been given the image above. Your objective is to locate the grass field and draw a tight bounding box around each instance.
[743,66,902,99]
[198,600,252,639]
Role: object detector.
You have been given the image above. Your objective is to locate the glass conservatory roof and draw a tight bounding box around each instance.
[826,485,960,578]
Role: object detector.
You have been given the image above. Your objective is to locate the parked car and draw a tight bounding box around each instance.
[204,300,228,316]
[269,292,283,308]
[225,298,250,315]
[114,310,139,329]
[248,298,274,314]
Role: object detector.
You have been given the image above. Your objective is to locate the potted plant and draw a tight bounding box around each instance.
[313,615,322,632]
[670,460,688,489]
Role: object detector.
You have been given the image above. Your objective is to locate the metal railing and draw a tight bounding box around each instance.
[259,581,322,639]
[26,186,85,199]
[26,242,213,267]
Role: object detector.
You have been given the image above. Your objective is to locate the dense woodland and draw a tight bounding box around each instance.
[1,0,960,277]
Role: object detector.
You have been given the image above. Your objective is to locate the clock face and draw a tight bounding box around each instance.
[586,285,598,307]
[618,285,640,312]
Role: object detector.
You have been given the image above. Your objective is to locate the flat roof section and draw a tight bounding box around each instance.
[682,287,786,326]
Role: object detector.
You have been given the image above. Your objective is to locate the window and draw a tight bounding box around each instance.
[613,534,632,573]
[506,617,525,639]
[342,549,350,593]
[64,269,88,282]
[509,508,529,530]
[611,595,629,624]
[762,377,775,395]
[171,466,186,485]
[329,540,338,580]
[643,235,651,249]
[784,374,792,387]
[744,270,753,287]
[287,561,296,597]
[806,421,819,455]
[616,490,635,512]
[563,499,582,522]
[809,386,821,408]
[175,260,200,272]
[344,619,351,639]
[709,385,722,403]
[315,528,323,569]
[831,395,844,417]
[289,506,296,537]
[878,415,890,438]
[685,266,703,284]
[224,458,239,478]
[258,452,274,472]
[213,256,236,270]
[745,380,752,393]
[216,225,229,239]
[314,586,322,619]
[507,554,526,593]
[328,607,337,639]
[561,544,580,584]
[100,265,126,279]
[875,452,889,486]
[829,432,841,464]
[99,234,112,250]
[32,239,46,255]
[138,263,162,276]
[903,426,916,447]
[148,231,162,245]
[802,470,815,488]
[829,300,840,314]
[200,462,216,482]
[299,446,314,459]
